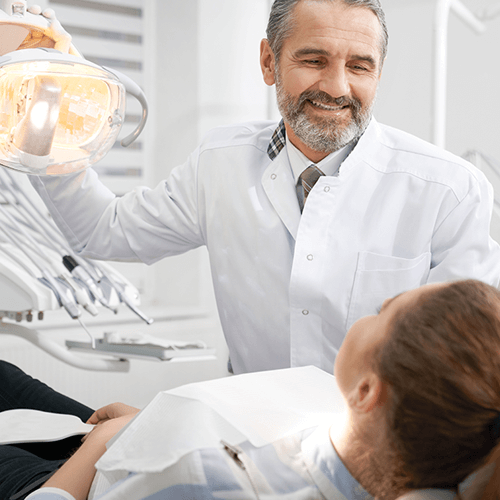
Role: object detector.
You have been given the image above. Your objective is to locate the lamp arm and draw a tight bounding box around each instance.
[433,0,487,148]
[103,67,148,148]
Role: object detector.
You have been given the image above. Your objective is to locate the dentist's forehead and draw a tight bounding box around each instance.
[285,1,382,57]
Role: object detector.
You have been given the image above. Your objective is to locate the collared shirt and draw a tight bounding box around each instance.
[287,136,354,210]
[302,426,370,500]
[30,118,500,374]
[267,119,353,181]
[287,137,353,181]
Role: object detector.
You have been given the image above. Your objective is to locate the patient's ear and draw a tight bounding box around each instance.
[348,373,385,413]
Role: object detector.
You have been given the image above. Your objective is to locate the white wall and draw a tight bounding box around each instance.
[197,0,271,134]
[376,0,500,155]
[376,0,500,241]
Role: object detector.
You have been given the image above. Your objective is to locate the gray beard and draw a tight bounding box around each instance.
[275,71,375,154]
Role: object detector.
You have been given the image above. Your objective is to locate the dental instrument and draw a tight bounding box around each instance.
[0,168,216,370]
[0,167,154,321]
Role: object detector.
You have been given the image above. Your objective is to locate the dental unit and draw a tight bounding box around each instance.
[0,1,215,370]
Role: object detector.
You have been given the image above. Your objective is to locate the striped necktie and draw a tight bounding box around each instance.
[298,165,325,212]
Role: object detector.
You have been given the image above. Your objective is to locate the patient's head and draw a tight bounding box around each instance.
[334,279,500,499]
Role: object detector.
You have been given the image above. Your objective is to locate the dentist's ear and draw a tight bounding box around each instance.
[260,39,276,86]
[378,56,387,80]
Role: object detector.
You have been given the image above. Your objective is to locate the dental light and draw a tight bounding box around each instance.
[0,47,148,175]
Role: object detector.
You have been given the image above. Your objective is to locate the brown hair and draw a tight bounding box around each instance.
[375,280,500,497]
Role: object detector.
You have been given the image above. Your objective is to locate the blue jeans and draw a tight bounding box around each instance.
[0,361,94,500]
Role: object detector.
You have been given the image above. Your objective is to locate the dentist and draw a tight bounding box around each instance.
[30,0,500,374]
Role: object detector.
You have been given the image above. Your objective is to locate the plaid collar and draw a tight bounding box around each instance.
[267,119,287,161]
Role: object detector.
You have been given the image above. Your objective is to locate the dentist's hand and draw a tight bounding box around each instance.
[25,4,73,53]
[87,402,140,425]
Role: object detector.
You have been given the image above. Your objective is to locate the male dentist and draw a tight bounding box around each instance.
[31,0,500,374]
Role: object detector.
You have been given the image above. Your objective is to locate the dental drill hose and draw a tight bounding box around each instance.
[63,255,106,304]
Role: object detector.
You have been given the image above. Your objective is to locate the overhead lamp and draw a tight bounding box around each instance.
[0,47,148,175]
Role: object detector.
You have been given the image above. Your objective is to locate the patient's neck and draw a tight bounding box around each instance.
[330,415,408,500]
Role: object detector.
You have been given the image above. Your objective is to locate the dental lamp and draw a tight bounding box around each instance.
[0,48,148,174]
[0,0,148,175]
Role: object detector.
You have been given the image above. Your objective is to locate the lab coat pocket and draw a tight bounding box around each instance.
[346,251,431,330]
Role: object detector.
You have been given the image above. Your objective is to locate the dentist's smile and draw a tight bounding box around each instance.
[307,99,349,113]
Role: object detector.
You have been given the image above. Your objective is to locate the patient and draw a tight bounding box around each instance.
[1,279,500,500]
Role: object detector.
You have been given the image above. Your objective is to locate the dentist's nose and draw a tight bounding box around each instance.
[320,68,350,100]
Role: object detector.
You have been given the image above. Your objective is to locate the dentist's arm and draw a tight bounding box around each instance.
[30,145,205,264]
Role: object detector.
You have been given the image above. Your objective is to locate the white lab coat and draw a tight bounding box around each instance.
[30,118,500,374]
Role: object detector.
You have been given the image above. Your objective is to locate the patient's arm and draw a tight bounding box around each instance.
[41,414,135,500]
[87,402,140,425]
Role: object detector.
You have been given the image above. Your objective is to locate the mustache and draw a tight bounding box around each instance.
[297,90,361,111]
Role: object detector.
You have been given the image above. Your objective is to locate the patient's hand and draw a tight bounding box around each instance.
[43,413,136,500]
[85,412,136,445]
[87,402,140,425]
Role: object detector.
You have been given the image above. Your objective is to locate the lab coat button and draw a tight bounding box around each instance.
[307,254,313,261]
[324,186,330,192]
[271,174,277,180]
[302,310,309,315]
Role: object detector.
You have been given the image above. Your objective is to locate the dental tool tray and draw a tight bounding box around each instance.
[65,334,215,361]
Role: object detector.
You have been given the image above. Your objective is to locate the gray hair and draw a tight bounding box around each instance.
[266,0,389,65]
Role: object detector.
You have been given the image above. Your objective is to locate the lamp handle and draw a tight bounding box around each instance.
[103,66,148,147]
